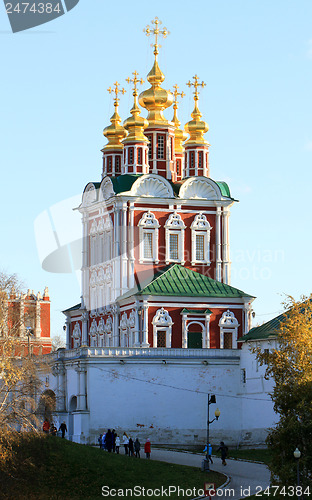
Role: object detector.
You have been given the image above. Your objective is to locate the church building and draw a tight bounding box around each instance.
[47,19,276,446]
[64,17,254,353]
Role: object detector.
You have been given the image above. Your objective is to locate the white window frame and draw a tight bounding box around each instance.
[165,212,185,265]
[219,310,239,349]
[152,308,173,348]
[157,135,165,159]
[191,213,212,265]
[138,211,160,264]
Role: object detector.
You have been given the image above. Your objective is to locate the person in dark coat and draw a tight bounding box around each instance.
[217,441,228,466]
[98,434,103,449]
[59,422,67,439]
[128,437,134,457]
[105,429,113,452]
[134,438,141,458]
[112,429,117,452]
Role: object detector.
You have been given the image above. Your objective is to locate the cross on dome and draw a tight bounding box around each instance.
[172,84,185,105]
[107,81,126,107]
[126,71,144,95]
[143,16,170,59]
[186,75,206,101]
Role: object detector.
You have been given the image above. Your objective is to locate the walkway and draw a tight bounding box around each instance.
[147,449,270,499]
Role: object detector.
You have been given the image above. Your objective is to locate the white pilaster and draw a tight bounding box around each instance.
[222,208,231,284]
[216,206,222,282]
[141,301,150,347]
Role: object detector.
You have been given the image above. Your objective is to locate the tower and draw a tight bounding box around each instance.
[64,17,254,352]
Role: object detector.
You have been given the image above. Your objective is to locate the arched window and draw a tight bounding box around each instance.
[191,213,212,265]
[138,211,160,264]
[165,212,186,265]
[219,310,239,349]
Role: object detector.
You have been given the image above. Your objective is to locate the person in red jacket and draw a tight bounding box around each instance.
[42,419,50,434]
[144,438,151,459]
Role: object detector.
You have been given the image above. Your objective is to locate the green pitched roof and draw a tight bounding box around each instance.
[120,264,253,299]
[238,312,285,342]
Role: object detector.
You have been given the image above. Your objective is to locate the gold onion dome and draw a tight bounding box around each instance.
[171,84,187,153]
[184,75,209,146]
[103,82,128,150]
[123,72,149,143]
[139,17,173,126]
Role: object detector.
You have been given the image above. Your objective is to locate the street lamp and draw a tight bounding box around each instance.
[204,394,221,471]
[294,447,301,500]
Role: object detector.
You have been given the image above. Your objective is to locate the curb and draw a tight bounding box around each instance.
[153,448,266,465]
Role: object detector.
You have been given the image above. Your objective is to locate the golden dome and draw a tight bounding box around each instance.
[123,72,149,143]
[171,84,187,153]
[103,82,127,151]
[184,75,209,146]
[139,17,173,126]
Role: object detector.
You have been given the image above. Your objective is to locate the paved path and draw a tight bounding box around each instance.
[146,449,270,499]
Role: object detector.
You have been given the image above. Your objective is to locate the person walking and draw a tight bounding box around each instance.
[144,438,151,459]
[98,434,103,449]
[134,438,141,458]
[123,432,129,455]
[112,429,117,453]
[203,443,213,464]
[59,421,67,438]
[115,435,120,454]
[217,441,228,466]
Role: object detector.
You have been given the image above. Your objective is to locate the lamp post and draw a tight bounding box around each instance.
[205,394,220,471]
[294,447,301,500]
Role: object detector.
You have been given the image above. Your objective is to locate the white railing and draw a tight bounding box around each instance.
[52,346,240,361]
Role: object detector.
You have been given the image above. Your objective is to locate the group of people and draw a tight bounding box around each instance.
[42,419,67,439]
[98,430,151,459]
[204,441,228,466]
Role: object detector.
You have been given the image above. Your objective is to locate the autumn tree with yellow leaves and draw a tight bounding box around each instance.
[256,294,312,488]
[0,272,51,466]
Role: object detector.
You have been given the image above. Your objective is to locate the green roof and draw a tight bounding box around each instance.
[238,312,286,342]
[216,181,232,198]
[111,174,142,194]
[63,303,81,313]
[120,264,254,300]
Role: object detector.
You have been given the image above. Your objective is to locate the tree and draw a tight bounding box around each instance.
[51,335,66,351]
[0,272,50,467]
[255,294,312,488]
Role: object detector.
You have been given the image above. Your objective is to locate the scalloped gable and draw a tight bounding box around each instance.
[179,177,222,200]
[82,182,100,206]
[130,174,175,198]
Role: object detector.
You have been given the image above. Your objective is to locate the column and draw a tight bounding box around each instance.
[182,314,188,348]
[81,215,89,310]
[204,313,211,348]
[54,363,66,412]
[121,203,128,294]
[152,132,157,173]
[112,305,119,347]
[129,203,135,289]
[81,311,88,346]
[216,206,222,282]
[76,362,87,411]
[133,303,141,347]
[65,317,71,350]
[222,208,231,284]
[141,301,150,347]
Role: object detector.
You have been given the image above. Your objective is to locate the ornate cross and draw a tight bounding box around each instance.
[172,84,185,105]
[126,71,144,95]
[107,81,126,107]
[186,75,206,99]
[143,17,170,57]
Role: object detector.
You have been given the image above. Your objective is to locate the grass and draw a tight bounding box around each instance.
[0,435,226,500]
[155,444,272,465]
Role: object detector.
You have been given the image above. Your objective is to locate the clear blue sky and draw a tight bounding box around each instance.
[1,0,312,338]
